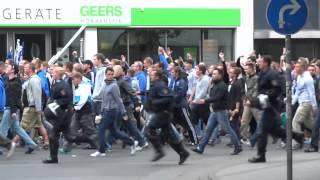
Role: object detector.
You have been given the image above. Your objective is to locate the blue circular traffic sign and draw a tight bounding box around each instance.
[267,0,308,35]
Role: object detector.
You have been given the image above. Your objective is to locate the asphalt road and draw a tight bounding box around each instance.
[0,138,319,180]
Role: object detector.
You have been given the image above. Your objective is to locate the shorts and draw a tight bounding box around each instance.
[21,107,43,132]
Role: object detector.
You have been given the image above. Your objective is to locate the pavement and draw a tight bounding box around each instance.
[0,138,319,180]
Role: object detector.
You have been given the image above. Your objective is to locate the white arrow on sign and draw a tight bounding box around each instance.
[278,0,301,29]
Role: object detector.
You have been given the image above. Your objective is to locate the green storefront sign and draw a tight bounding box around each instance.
[0,7,240,27]
[131,8,240,27]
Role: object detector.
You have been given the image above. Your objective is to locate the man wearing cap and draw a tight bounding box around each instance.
[83,59,95,86]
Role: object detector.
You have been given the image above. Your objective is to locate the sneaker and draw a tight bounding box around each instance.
[304,146,318,153]
[90,151,106,157]
[272,137,279,144]
[187,141,195,146]
[59,148,70,154]
[130,141,139,155]
[241,139,251,146]
[25,147,36,154]
[304,138,311,145]
[136,142,149,151]
[142,142,149,148]
[106,147,112,152]
[208,140,215,146]
[42,144,49,150]
[191,147,204,154]
[106,143,112,152]
[6,142,16,158]
[280,142,287,149]
[292,143,302,150]
[82,144,97,150]
[230,146,243,155]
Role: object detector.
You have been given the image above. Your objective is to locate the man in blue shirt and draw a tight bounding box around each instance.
[158,46,169,74]
[133,61,147,103]
[291,58,317,149]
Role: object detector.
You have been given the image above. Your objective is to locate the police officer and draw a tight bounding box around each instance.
[43,67,96,164]
[248,55,304,163]
[144,69,190,165]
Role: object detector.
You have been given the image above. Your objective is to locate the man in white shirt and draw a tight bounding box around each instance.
[292,58,317,149]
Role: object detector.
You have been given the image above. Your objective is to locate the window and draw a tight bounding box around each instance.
[128,29,166,64]
[98,29,127,60]
[203,29,233,65]
[166,29,201,63]
[15,34,46,60]
[254,39,319,61]
[0,34,6,61]
[51,29,82,64]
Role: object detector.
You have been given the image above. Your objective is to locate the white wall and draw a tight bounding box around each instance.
[84,28,98,60]
[235,0,254,59]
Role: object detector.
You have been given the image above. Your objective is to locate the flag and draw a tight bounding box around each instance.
[14,39,24,65]
[6,46,13,59]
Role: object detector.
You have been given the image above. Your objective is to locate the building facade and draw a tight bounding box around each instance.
[254,0,320,61]
[0,0,254,64]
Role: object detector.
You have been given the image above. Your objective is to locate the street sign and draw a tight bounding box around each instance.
[267,0,308,35]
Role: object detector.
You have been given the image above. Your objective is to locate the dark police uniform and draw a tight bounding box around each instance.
[249,68,303,163]
[43,80,95,163]
[144,79,189,165]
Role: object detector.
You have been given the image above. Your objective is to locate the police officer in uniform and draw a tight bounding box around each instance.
[248,55,304,163]
[144,69,190,165]
[43,67,96,164]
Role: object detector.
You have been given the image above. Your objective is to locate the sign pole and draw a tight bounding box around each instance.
[285,34,292,180]
[48,24,87,65]
[267,1,307,179]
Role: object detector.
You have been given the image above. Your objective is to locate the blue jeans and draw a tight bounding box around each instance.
[209,126,220,142]
[311,108,320,147]
[0,109,37,148]
[93,101,102,116]
[199,110,241,151]
[122,106,146,146]
[98,109,134,153]
[124,120,146,146]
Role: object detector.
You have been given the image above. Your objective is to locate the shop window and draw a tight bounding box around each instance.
[203,29,233,65]
[15,34,45,61]
[128,29,166,64]
[98,29,127,61]
[0,34,6,61]
[51,29,82,64]
[166,29,201,63]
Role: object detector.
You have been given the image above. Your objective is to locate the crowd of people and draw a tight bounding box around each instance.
[0,46,320,165]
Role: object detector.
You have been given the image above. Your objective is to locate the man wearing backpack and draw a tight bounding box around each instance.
[16,62,49,149]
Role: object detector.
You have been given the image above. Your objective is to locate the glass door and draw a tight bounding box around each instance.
[14,33,46,61]
[0,34,6,61]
